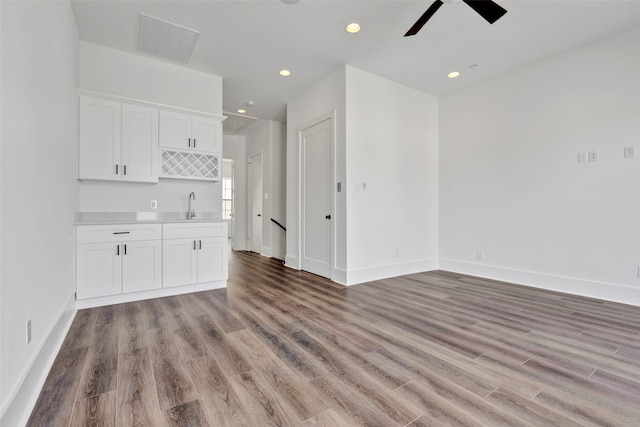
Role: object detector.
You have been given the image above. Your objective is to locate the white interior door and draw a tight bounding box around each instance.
[301,118,332,278]
[249,153,263,254]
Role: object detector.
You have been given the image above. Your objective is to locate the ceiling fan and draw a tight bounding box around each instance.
[405,0,507,37]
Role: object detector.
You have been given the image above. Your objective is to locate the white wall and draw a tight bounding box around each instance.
[345,66,439,284]
[223,134,247,250]
[439,27,640,306]
[286,66,439,284]
[1,1,79,424]
[78,41,222,115]
[286,67,346,273]
[78,180,220,214]
[77,41,224,215]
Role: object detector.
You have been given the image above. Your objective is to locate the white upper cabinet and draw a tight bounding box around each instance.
[160,110,222,154]
[78,95,158,183]
[79,97,122,181]
[121,104,159,183]
[159,110,191,150]
[191,116,221,153]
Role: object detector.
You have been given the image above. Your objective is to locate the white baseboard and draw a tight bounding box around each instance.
[345,258,440,286]
[75,280,227,309]
[439,258,640,307]
[230,238,245,251]
[332,268,347,285]
[1,295,77,427]
[284,255,299,270]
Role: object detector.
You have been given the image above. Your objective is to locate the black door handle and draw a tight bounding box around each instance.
[257,214,261,217]
[325,215,331,219]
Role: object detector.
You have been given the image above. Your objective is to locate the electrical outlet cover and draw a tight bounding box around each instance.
[578,152,587,163]
[624,146,636,158]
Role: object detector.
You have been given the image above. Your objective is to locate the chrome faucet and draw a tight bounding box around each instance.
[188,192,196,219]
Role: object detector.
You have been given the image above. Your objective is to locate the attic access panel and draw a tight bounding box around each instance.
[223,112,259,135]
[139,13,199,63]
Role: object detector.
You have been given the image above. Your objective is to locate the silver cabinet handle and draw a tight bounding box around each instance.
[116,244,120,256]
[193,240,196,250]
[115,164,119,175]
[188,138,191,147]
[199,240,202,250]
[123,165,127,175]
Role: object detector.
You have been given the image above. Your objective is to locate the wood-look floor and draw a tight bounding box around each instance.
[28,251,640,426]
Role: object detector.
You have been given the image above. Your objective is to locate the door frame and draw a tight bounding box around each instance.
[222,158,235,244]
[248,151,264,255]
[297,111,335,280]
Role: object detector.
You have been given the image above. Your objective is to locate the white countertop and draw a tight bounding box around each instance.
[75,212,226,225]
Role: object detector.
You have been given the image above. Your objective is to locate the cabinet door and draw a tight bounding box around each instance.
[77,242,122,299]
[79,97,122,181]
[122,240,162,293]
[197,236,228,283]
[122,104,158,183]
[159,110,192,150]
[191,116,221,153]
[163,238,198,287]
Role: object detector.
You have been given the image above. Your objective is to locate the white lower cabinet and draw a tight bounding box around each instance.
[197,237,227,283]
[162,238,198,287]
[122,240,163,293]
[76,224,162,299]
[76,242,122,299]
[163,222,228,288]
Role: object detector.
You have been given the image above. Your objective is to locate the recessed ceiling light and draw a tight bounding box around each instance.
[237,109,246,114]
[448,71,460,79]
[279,69,291,77]
[345,22,361,34]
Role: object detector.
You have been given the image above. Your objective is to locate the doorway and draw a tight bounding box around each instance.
[222,158,234,248]
[300,117,332,278]
[248,153,263,254]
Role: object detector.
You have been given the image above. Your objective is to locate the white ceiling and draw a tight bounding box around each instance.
[71,0,640,124]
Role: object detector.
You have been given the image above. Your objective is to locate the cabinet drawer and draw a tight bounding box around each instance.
[77,223,162,243]
[163,222,228,239]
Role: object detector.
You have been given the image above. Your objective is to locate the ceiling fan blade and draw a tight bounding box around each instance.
[404,0,444,37]
[462,0,507,24]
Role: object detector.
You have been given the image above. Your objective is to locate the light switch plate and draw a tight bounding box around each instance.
[150,200,157,209]
[588,150,599,162]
